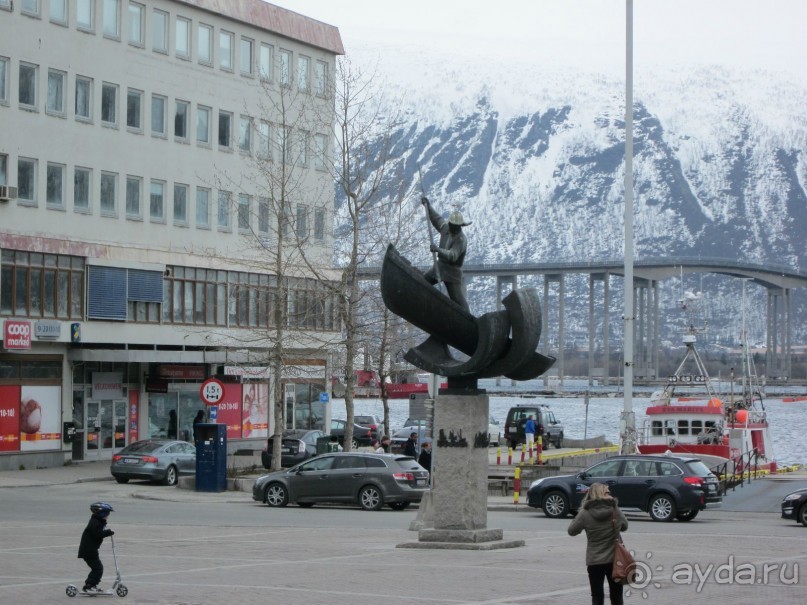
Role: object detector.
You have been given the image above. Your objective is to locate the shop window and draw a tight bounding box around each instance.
[1,250,85,319]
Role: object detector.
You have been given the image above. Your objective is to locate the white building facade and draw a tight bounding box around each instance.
[0,0,345,469]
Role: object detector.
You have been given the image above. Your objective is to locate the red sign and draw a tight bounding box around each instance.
[200,378,225,405]
[217,383,243,440]
[4,320,32,350]
[157,365,207,380]
[0,386,21,452]
[128,390,139,444]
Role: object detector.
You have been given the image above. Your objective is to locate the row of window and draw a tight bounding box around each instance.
[0,57,331,167]
[1,153,329,240]
[649,419,718,437]
[5,0,329,94]
[0,249,341,332]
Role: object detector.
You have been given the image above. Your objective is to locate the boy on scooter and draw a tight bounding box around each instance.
[77,502,115,594]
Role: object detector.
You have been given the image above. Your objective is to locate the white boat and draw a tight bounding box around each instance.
[637,291,776,474]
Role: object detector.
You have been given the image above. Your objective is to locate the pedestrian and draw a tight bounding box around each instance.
[192,410,205,443]
[376,435,391,453]
[421,196,471,311]
[567,483,629,605]
[77,502,115,595]
[418,440,432,469]
[403,431,418,458]
[167,410,177,439]
[524,415,536,451]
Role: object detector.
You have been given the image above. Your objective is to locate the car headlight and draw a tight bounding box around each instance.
[783,493,803,502]
[529,478,546,489]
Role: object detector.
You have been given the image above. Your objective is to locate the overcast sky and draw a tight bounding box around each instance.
[270,0,807,80]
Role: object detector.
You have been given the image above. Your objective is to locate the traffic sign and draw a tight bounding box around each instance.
[200,378,225,405]
[319,391,329,403]
[209,406,218,421]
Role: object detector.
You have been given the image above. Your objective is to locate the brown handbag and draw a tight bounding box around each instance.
[612,512,637,585]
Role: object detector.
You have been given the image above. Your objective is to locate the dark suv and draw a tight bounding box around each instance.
[504,404,564,449]
[526,454,722,521]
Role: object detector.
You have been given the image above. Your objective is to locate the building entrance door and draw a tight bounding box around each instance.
[86,400,127,458]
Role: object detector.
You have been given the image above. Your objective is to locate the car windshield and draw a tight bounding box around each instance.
[120,441,162,453]
[685,460,713,476]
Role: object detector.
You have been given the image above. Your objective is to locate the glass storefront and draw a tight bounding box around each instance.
[148,391,205,441]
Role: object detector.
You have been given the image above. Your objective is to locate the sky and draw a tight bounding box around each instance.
[269,0,807,81]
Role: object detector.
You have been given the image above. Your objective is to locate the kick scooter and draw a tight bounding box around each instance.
[66,536,128,598]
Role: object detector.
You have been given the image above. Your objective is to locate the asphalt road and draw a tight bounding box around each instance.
[2,480,807,605]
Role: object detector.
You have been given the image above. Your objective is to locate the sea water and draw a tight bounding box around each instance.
[334,394,806,466]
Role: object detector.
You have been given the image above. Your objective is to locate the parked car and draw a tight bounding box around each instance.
[261,429,326,469]
[781,487,807,526]
[526,454,722,522]
[110,439,196,486]
[390,426,430,455]
[354,415,382,438]
[488,416,501,446]
[504,403,564,449]
[252,452,429,511]
[329,419,375,449]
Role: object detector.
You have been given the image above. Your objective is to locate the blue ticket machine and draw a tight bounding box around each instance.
[196,423,227,492]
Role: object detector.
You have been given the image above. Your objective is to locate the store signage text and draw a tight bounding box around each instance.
[3,320,32,350]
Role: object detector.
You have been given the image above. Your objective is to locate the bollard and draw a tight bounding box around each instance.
[508,447,513,466]
[513,467,521,505]
[520,443,526,463]
[496,446,501,465]
[536,439,543,465]
[528,442,534,465]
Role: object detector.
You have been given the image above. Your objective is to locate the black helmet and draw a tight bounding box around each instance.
[90,502,114,515]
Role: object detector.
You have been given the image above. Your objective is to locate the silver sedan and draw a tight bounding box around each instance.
[110,439,196,486]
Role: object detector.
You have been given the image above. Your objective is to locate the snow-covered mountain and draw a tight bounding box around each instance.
[340,41,807,344]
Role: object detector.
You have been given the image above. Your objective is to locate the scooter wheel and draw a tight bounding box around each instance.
[116,584,128,597]
[66,584,78,597]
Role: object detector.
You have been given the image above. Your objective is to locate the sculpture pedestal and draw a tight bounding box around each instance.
[398,391,524,550]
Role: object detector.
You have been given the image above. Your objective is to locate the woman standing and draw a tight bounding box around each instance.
[567,483,629,605]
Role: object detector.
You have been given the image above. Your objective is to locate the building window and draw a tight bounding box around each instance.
[46,163,65,208]
[103,0,120,39]
[259,43,273,80]
[21,0,39,17]
[77,0,94,30]
[101,82,118,126]
[46,69,66,115]
[296,205,308,238]
[127,2,144,46]
[257,121,270,159]
[1,250,85,320]
[297,55,309,92]
[74,167,91,212]
[279,49,291,87]
[198,23,212,64]
[195,187,210,228]
[238,194,250,231]
[196,105,210,144]
[281,126,292,164]
[314,208,325,240]
[173,183,188,225]
[100,171,117,214]
[297,130,308,166]
[175,16,190,59]
[0,154,6,185]
[126,88,143,130]
[240,37,253,75]
[314,133,327,170]
[150,180,165,221]
[125,175,141,217]
[315,60,328,96]
[217,190,230,229]
[18,158,37,203]
[151,94,166,135]
[50,0,68,24]
[175,100,189,139]
[258,197,269,234]
[218,111,231,148]
[75,76,92,120]
[219,30,233,70]
[19,62,38,108]
[152,9,168,53]
[239,115,251,153]
[0,56,8,103]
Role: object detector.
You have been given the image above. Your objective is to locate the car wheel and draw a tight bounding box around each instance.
[676,509,699,522]
[359,485,384,511]
[649,494,677,521]
[555,434,563,449]
[351,438,359,450]
[389,502,410,511]
[542,491,570,518]
[799,504,807,527]
[297,502,315,508]
[163,465,178,486]
[114,476,129,484]
[264,483,289,507]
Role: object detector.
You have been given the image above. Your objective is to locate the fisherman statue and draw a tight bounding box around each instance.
[421,197,471,312]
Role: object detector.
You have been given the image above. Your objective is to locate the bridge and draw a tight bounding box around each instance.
[360,256,807,385]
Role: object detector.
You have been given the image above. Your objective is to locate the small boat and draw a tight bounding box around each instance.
[782,396,807,403]
[637,292,776,474]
